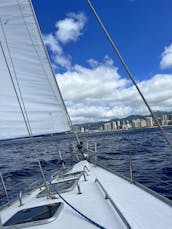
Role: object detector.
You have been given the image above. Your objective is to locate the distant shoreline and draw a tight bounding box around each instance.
[1,125,172,142]
[77,125,172,135]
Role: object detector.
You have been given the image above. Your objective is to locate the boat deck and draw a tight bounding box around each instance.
[1,160,172,229]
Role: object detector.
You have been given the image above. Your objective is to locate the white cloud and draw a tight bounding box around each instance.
[56,57,172,123]
[160,43,172,69]
[44,12,87,70]
[44,34,71,70]
[44,34,62,54]
[44,14,172,124]
[57,57,128,101]
[55,12,87,44]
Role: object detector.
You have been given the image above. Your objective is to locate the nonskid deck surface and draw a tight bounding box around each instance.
[0,160,172,229]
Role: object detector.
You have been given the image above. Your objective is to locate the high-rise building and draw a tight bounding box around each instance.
[145,117,153,127]
[162,114,168,125]
[122,120,129,129]
[126,120,132,129]
[132,119,141,128]
[102,122,111,131]
[117,120,121,129]
[140,119,147,128]
[111,121,117,130]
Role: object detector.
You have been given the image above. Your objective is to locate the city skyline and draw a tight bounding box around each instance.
[74,111,172,133]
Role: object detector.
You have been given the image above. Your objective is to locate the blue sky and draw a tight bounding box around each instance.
[32,0,172,123]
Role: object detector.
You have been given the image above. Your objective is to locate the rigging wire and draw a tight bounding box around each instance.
[87,0,172,152]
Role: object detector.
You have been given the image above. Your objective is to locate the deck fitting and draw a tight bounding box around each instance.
[77,182,82,195]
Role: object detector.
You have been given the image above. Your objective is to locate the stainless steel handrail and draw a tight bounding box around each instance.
[95,178,131,229]
[83,165,90,173]
[18,191,23,207]
[58,150,66,169]
[77,182,82,195]
[82,171,87,181]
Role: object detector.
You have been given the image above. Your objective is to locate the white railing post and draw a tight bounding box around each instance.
[59,151,65,169]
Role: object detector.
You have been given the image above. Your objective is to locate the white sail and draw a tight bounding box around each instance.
[0,0,71,140]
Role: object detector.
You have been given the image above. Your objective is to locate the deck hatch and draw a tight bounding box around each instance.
[3,202,63,228]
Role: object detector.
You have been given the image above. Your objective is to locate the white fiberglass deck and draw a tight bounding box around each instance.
[1,160,172,229]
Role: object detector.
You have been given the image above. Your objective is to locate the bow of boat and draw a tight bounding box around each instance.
[0,160,172,229]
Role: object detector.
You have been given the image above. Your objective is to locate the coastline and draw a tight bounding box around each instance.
[76,125,172,136]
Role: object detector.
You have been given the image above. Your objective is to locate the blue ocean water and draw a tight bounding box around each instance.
[0,127,172,206]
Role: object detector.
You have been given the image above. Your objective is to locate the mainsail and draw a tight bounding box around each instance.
[0,0,71,140]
